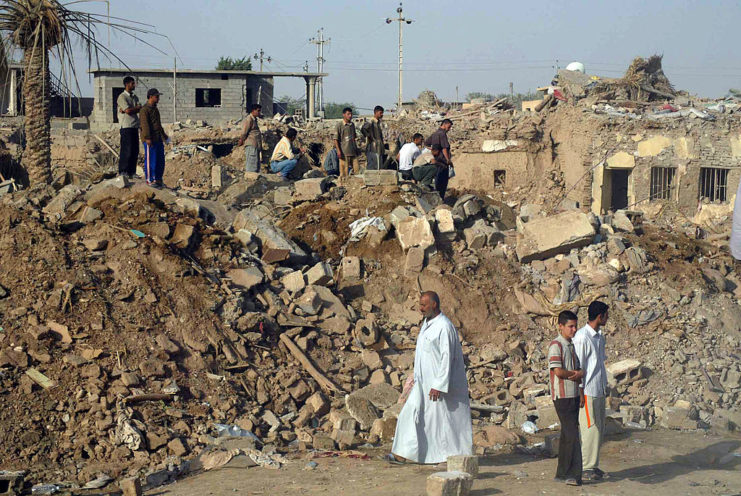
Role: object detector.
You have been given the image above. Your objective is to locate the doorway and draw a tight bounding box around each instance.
[112,87,124,123]
[609,169,630,210]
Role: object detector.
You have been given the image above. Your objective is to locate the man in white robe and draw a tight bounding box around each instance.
[390,291,473,464]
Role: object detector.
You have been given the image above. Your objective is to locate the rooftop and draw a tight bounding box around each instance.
[89,68,327,78]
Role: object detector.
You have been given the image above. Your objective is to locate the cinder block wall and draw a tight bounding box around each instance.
[92,72,274,126]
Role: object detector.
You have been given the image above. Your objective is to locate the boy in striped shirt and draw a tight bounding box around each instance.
[547,310,584,486]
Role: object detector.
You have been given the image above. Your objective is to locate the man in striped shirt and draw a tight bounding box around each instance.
[548,310,584,486]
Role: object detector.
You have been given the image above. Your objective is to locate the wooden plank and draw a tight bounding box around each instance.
[25,368,57,389]
[279,333,341,394]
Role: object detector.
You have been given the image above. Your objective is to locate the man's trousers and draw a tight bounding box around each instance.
[554,397,582,480]
[143,141,165,184]
[119,128,139,176]
[579,395,605,471]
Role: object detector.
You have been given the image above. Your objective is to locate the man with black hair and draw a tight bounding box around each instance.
[117,76,142,178]
[139,88,168,188]
[334,107,358,182]
[424,119,454,199]
[397,133,424,181]
[269,128,304,180]
[548,310,584,486]
[573,300,609,481]
[239,104,263,173]
[412,145,446,189]
[361,105,385,170]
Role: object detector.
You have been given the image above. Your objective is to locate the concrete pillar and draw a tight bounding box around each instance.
[305,76,316,119]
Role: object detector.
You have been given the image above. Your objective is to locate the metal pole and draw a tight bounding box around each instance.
[398,15,403,110]
[318,29,324,112]
[173,57,177,123]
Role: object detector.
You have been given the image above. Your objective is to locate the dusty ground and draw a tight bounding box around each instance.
[148,430,741,496]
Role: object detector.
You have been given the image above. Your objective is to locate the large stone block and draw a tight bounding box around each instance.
[306,262,334,286]
[606,359,644,387]
[341,256,362,280]
[434,208,456,241]
[228,267,264,290]
[397,217,435,253]
[363,170,398,186]
[516,211,595,263]
[447,455,479,477]
[426,471,473,496]
[294,177,329,201]
[233,208,307,262]
[281,270,306,293]
[404,246,425,273]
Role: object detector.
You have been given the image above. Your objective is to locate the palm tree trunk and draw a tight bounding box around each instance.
[22,44,51,184]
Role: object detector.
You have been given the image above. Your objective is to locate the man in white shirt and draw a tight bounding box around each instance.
[397,133,424,181]
[573,300,609,481]
[389,291,472,464]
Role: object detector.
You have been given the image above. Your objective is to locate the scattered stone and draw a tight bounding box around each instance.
[341,256,362,280]
[516,211,596,263]
[404,246,425,273]
[306,262,333,286]
[294,177,329,201]
[168,437,189,456]
[171,224,196,250]
[447,455,479,477]
[397,217,436,253]
[228,267,264,290]
[363,170,398,186]
[281,270,306,293]
[426,471,473,496]
[83,238,108,251]
[120,477,143,496]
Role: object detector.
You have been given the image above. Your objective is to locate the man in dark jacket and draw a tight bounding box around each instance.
[139,88,169,188]
[425,119,454,199]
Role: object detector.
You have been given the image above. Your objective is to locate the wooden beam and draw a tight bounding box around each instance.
[279,333,341,394]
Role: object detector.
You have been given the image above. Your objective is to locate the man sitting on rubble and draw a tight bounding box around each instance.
[269,128,305,180]
[397,133,424,181]
[412,145,446,191]
[387,291,473,464]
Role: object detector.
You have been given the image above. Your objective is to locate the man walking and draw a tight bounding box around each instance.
[269,128,305,180]
[117,76,141,178]
[139,88,168,188]
[361,105,385,170]
[424,119,454,199]
[389,291,473,464]
[334,107,358,183]
[397,133,423,181]
[573,301,609,481]
[548,310,584,486]
[238,104,262,173]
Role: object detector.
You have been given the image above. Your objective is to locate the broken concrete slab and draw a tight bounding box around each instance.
[516,211,596,263]
[404,246,425,273]
[434,208,456,241]
[296,288,322,315]
[397,217,435,253]
[606,359,644,386]
[228,267,264,291]
[43,184,82,219]
[281,270,306,293]
[426,471,473,496]
[310,285,351,320]
[306,262,333,286]
[447,455,479,477]
[341,256,362,280]
[416,191,443,213]
[171,224,196,250]
[233,208,307,262]
[293,177,329,201]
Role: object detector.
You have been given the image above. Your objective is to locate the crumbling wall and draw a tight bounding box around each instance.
[450,150,531,190]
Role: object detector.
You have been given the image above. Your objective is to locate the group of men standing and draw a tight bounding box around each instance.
[117,76,168,188]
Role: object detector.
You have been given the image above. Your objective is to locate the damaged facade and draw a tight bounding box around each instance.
[90,68,326,128]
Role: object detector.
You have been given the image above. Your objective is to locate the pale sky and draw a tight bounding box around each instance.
[35,0,741,109]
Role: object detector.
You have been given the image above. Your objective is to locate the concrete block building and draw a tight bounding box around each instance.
[90,68,326,128]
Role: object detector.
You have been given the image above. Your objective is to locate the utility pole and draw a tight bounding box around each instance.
[387,3,413,110]
[309,28,330,114]
[509,82,514,100]
[253,49,272,72]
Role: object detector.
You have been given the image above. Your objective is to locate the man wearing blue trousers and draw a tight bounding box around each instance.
[139,88,168,188]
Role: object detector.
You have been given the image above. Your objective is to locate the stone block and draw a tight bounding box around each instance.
[447,455,479,477]
[211,165,223,189]
[83,238,108,251]
[345,383,399,429]
[329,410,357,431]
[535,404,560,430]
[361,349,383,370]
[416,191,443,213]
[311,433,335,450]
[78,206,103,223]
[281,270,306,293]
[434,208,456,241]
[426,471,473,496]
[294,177,329,201]
[389,206,413,228]
[331,428,356,447]
[306,262,333,286]
[363,170,398,186]
[306,391,330,416]
[661,407,698,430]
[606,359,644,387]
[612,210,634,233]
[369,369,387,384]
[175,197,202,218]
[516,211,596,263]
[273,187,293,205]
[233,208,307,262]
[171,224,196,250]
[341,256,362,280]
[404,246,425,273]
[296,288,322,315]
[120,477,143,496]
[464,228,486,250]
[397,217,435,253]
[370,417,397,442]
[228,267,264,290]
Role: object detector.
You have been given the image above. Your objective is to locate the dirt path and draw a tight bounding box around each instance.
[147,430,741,496]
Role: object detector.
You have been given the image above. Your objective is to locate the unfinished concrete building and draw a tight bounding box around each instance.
[90,68,326,129]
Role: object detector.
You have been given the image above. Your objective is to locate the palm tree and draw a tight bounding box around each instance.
[0,1,161,184]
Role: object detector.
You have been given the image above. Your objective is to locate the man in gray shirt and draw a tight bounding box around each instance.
[117,76,142,178]
[239,104,262,173]
[361,105,385,170]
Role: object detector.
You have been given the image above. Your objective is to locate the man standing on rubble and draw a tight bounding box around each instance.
[573,300,609,481]
[388,291,473,464]
[334,107,359,183]
[238,104,263,174]
[140,88,168,188]
[117,76,142,178]
[424,119,454,199]
[361,105,385,170]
